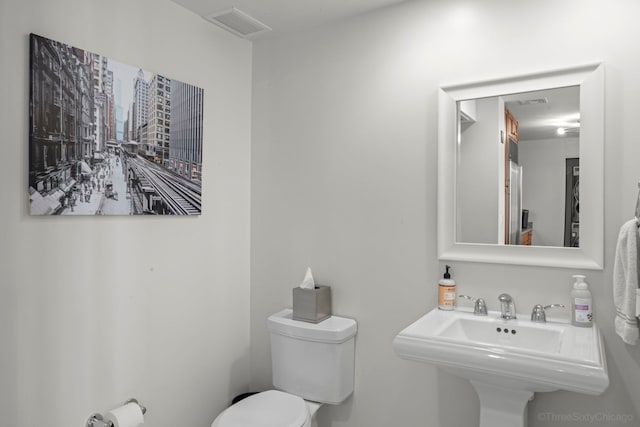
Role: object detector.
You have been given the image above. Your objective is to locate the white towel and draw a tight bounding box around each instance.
[613,218,640,345]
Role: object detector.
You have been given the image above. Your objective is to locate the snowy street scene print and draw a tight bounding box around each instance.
[29,34,204,215]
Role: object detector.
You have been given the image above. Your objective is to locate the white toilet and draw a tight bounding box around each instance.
[212,308,357,427]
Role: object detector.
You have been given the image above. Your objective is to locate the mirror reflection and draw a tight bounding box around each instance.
[457,86,580,247]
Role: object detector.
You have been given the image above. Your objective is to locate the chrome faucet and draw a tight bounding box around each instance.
[458,295,488,316]
[498,293,517,320]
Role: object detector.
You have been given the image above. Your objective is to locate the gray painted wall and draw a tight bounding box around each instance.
[0,1,252,426]
[251,0,640,426]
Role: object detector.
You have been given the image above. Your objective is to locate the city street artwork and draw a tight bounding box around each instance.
[29,33,204,215]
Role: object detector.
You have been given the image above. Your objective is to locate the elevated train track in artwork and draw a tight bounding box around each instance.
[126,154,201,215]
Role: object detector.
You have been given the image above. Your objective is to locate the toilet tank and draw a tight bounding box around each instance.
[267,309,357,404]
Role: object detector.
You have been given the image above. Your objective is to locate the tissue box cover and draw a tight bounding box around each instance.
[292,285,332,323]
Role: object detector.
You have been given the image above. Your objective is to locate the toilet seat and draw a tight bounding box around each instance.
[212,390,310,427]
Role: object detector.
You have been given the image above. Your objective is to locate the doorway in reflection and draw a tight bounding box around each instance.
[564,158,580,247]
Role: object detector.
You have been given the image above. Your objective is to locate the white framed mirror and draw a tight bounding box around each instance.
[437,63,604,269]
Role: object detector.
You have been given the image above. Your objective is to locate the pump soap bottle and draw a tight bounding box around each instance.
[438,265,456,310]
[571,274,593,327]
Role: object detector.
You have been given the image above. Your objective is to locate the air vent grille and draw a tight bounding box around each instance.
[204,8,271,38]
[518,97,549,106]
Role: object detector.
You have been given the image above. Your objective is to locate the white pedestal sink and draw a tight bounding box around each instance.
[393,308,608,427]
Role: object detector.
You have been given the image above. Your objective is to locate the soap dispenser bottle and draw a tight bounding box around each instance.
[438,265,456,310]
[571,274,593,327]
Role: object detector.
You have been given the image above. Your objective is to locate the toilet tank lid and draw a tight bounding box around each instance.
[267,309,357,343]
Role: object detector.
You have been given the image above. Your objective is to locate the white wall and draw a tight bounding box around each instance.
[251,0,640,426]
[520,137,580,247]
[0,1,252,426]
[458,97,501,244]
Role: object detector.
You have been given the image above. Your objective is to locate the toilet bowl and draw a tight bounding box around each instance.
[211,309,357,427]
[212,390,322,427]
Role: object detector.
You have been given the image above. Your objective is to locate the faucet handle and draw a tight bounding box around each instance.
[530,304,565,323]
[459,295,488,316]
[498,293,513,303]
[474,298,488,316]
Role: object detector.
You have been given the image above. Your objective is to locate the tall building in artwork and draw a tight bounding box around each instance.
[169,80,203,182]
[133,68,148,142]
[29,34,94,212]
[103,68,116,143]
[29,36,92,183]
[91,54,110,154]
[78,49,94,162]
[114,78,124,141]
[126,102,134,142]
[147,74,171,165]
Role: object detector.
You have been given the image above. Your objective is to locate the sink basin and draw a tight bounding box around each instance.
[393,308,608,427]
[438,316,563,354]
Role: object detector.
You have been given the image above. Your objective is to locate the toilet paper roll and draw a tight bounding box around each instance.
[104,402,144,427]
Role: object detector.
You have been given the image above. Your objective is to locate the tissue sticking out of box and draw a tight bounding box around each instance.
[300,267,315,289]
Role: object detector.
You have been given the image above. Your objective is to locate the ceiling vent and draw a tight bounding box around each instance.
[517,97,549,106]
[203,8,271,38]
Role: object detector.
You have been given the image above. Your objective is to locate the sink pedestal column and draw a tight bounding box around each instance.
[470,381,534,427]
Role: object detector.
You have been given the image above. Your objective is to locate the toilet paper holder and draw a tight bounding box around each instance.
[86,398,147,427]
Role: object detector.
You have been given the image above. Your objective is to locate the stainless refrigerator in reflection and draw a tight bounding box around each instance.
[508,160,523,245]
